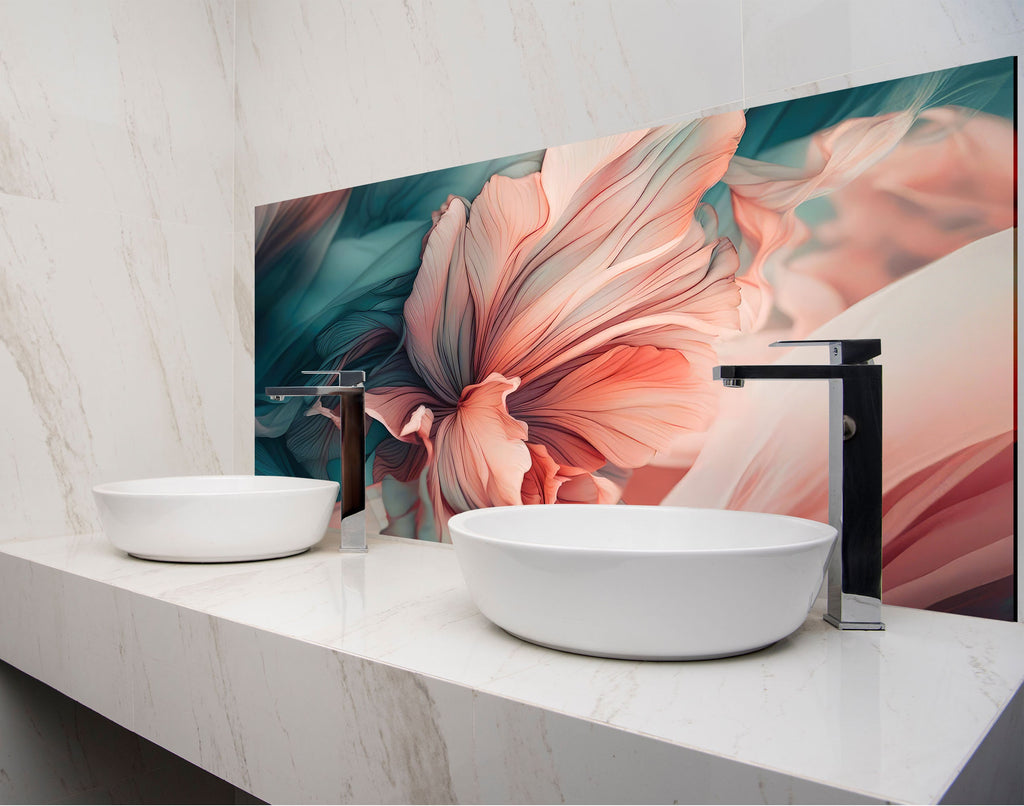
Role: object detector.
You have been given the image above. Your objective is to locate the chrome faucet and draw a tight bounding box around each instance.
[713,339,884,630]
[265,370,367,553]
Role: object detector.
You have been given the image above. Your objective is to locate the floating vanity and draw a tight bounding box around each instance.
[0,531,1021,804]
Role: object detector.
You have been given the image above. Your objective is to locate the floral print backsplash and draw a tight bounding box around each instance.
[256,58,1016,620]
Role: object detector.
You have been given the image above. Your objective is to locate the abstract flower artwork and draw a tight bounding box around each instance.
[256,58,1016,620]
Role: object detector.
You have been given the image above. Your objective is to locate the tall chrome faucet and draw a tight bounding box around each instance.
[714,339,884,630]
[265,370,367,553]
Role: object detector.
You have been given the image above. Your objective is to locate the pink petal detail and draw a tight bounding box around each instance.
[464,173,549,351]
[724,111,915,331]
[481,115,746,382]
[377,115,748,534]
[521,443,564,505]
[538,129,649,225]
[515,344,716,470]
[366,387,442,485]
[665,230,1015,611]
[774,108,1015,335]
[366,386,445,442]
[403,195,474,402]
[882,433,1014,590]
[521,443,622,505]
[304,397,341,429]
[432,373,531,515]
[554,470,621,505]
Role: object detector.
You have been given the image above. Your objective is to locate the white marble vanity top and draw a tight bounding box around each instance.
[0,531,1021,804]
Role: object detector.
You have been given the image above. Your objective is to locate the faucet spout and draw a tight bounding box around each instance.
[265,369,367,553]
[713,339,884,631]
[713,364,870,382]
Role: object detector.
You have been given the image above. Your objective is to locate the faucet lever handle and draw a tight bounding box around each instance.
[770,339,881,365]
[301,369,366,386]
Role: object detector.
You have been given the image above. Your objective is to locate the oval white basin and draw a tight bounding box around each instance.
[448,505,837,661]
[93,475,339,562]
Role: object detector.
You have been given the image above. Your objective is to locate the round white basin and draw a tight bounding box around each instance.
[448,505,837,661]
[93,475,339,562]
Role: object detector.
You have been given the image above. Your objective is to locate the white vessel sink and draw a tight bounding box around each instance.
[448,505,837,660]
[93,475,338,562]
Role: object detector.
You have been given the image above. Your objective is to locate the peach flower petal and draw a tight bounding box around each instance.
[521,443,621,506]
[370,117,748,539]
[775,107,1015,335]
[403,195,474,402]
[432,373,532,514]
[483,115,746,382]
[724,111,915,331]
[515,344,717,471]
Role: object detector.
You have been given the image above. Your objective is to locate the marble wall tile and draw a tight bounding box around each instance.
[742,0,1024,107]
[0,1,237,801]
[233,227,255,473]
[0,0,234,229]
[0,0,236,539]
[417,0,744,170]
[0,193,233,539]
[233,0,744,211]
[234,0,423,215]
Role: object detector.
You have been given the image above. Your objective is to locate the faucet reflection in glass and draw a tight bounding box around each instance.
[714,339,884,630]
[265,370,367,553]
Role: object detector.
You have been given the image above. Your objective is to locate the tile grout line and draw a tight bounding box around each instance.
[230,0,239,476]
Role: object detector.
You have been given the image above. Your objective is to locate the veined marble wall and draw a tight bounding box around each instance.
[0,0,236,543]
[0,1,237,802]
[235,0,1024,620]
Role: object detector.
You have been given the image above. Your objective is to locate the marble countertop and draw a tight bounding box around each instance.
[1,531,1022,804]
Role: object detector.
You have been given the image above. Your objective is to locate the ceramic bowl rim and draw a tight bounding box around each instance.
[447,504,837,557]
[93,475,339,498]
